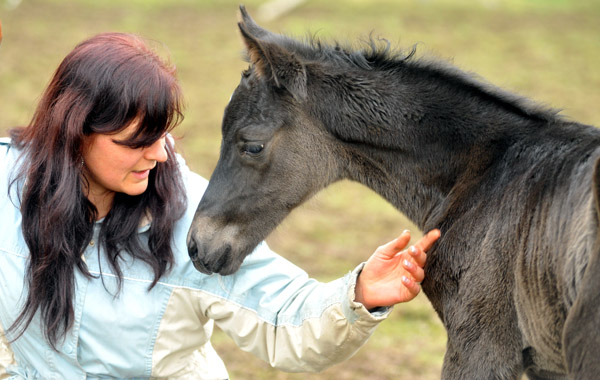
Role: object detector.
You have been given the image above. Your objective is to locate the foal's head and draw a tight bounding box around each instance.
[187,6,344,274]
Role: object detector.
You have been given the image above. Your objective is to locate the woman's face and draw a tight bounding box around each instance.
[82,120,168,205]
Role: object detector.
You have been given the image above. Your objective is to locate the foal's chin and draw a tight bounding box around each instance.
[187,234,249,275]
[190,257,242,276]
[190,252,245,276]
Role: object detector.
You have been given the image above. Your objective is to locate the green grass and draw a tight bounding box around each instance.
[1,0,599,379]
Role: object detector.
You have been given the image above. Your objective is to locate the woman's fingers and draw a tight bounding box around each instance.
[378,229,441,268]
[415,229,441,253]
[377,230,411,259]
[401,275,421,296]
[407,229,440,266]
[402,257,425,282]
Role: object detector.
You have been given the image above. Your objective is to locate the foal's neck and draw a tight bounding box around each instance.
[330,62,554,230]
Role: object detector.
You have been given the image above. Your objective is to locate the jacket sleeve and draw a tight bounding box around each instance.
[198,242,392,373]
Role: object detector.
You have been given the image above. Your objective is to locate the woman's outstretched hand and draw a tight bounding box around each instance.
[354,229,441,311]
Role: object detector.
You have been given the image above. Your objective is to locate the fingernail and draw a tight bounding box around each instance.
[402,276,411,285]
[403,259,413,269]
[410,246,417,255]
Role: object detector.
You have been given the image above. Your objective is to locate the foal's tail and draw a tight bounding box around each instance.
[563,155,600,378]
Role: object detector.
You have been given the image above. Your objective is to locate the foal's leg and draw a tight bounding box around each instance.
[441,329,523,380]
[435,289,524,380]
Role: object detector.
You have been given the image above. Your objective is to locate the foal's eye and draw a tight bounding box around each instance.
[241,143,265,156]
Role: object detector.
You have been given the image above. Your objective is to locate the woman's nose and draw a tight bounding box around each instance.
[145,136,168,162]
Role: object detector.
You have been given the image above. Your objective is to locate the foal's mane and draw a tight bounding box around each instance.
[271,33,560,123]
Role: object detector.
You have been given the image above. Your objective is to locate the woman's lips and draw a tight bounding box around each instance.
[131,169,151,180]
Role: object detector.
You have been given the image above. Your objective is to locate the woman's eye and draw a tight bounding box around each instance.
[242,143,264,156]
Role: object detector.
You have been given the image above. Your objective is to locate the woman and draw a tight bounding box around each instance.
[0,32,439,379]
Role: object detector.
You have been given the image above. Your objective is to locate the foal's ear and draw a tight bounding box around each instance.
[238,5,273,40]
[238,6,307,101]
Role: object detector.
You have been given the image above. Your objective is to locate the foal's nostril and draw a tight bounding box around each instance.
[187,238,214,275]
[187,237,199,260]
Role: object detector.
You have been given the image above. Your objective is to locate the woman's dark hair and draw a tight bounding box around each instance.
[8,33,187,349]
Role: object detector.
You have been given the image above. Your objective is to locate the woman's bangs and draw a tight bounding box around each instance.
[115,70,182,149]
[117,117,167,149]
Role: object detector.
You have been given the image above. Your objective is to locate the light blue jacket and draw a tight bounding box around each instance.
[0,138,390,379]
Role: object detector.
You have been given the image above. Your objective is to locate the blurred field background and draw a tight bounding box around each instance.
[1,0,599,379]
